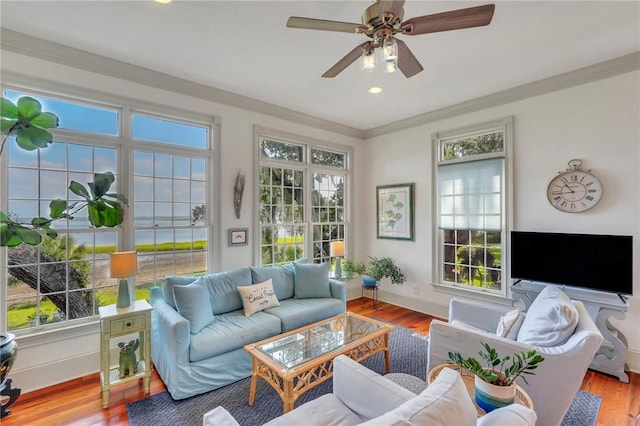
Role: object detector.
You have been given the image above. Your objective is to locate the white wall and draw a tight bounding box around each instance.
[358,71,640,373]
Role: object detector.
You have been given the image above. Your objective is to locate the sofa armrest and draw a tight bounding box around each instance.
[427,319,536,373]
[329,279,346,307]
[149,287,192,396]
[333,355,415,421]
[449,298,514,332]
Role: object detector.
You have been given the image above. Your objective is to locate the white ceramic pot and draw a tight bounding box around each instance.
[474,374,516,412]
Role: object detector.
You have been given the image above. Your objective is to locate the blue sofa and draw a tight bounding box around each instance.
[149,262,346,399]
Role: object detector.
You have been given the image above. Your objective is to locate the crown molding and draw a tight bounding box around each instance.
[0,29,365,139]
[2,29,638,140]
[364,51,640,138]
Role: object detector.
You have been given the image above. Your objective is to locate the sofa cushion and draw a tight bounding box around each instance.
[162,275,198,308]
[517,285,579,346]
[293,262,331,299]
[197,267,252,314]
[265,298,345,332]
[173,281,215,334]
[263,394,363,426]
[496,308,525,340]
[477,404,537,426]
[237,278,280,317]
[189,310,281,362]
[360,367,476,426]
[250,264,295,300]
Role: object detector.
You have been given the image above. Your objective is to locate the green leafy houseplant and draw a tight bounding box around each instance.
[448,342,544,386]
[0,96,128,246]
[342,256,406,285]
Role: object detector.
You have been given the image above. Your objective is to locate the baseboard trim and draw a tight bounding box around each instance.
[10,351,99,393]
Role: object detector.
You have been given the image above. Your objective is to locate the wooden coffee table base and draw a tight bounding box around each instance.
[245,315,394,413]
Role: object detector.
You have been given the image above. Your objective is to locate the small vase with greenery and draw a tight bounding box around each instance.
[448,342,544,387]
[342,256,406,285]
[449,342,544,412]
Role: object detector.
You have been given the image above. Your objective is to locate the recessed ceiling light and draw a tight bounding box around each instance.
[368,87,383,94]
[155,0,171,4]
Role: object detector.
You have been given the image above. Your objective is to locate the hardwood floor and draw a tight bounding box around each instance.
[3,299,639,425]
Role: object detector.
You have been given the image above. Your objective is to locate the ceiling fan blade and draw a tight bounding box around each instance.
[378,0,406,19]
[396,39,423,78]
[322,42,370,78]
[287,17,363,34]
[400,4,495,35]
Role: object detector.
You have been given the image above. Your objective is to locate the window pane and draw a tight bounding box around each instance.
[132,114,208,149]
[4,90,119,136]
[311,148,345,168]
[259,138,303,162]
[258,135,349,267]
[133,148,210,288]
[442,130,504,160]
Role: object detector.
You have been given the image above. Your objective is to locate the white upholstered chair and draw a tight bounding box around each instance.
[427,287,604,426]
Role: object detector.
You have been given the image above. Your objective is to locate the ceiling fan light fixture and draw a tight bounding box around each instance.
[382,37,398,74]
[383,37,398,62]
[384,60,397,74]
[362,48,376,72]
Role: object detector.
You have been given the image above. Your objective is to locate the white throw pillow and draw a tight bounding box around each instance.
[360,368,476,426]
[496,308,525,340]
[477,404,537,426]
[516,286,579,347]
[237,278,280,317]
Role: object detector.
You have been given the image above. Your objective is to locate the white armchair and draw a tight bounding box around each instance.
[427,293,604,426]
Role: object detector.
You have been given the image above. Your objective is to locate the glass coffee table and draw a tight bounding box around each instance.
[244,312,395,413]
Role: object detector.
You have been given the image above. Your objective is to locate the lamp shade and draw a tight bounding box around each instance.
[330,241,344,257]
[110,251,137,278]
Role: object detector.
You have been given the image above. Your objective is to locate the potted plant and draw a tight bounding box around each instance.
[342,257,406,287]
[448,342,544,412]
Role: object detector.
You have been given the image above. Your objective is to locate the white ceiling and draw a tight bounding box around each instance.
[1,1,639,132]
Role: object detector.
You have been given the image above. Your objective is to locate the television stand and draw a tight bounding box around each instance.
[511,281,629,383]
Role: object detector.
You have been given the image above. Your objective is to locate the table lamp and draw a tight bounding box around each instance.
[110,251,137,308]
[330,241,344,279]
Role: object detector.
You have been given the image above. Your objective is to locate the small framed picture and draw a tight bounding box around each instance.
[228,228,248,246]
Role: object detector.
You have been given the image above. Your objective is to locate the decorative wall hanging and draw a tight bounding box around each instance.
[228,228,248,246]
[234,170,246,219]
[376,183,414,241]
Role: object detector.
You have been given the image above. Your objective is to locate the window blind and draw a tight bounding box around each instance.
[438,158,502,231]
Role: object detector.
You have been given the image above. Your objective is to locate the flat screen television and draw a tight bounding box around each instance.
[510,231,633,295]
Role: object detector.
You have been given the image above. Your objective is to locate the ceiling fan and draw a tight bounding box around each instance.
[287,1,495,78]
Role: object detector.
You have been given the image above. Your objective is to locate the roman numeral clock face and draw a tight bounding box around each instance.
[547,170,603,212]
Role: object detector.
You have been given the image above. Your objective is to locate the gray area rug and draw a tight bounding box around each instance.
[127,325,601,425]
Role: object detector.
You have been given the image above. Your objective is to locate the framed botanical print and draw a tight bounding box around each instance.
[376,183,414,241]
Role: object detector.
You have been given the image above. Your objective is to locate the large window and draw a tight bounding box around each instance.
[432,117,512,295]
[257,131,349,267]
[2,88,213,333]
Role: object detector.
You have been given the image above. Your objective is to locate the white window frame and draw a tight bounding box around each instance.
[431,117,513,301]
[254,126,352,266]
[1,81,216,337]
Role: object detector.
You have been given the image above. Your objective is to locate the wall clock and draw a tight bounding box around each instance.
[547,159,603,213]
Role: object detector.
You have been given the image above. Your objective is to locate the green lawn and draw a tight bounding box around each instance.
[7,284,155,330]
